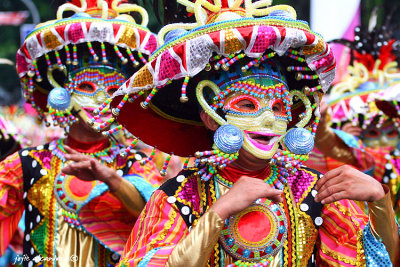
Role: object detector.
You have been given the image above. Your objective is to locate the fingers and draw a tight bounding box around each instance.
[341,124,362,136]
[316,190,346,205]
[64,145,79,155]
[315,167,343,191]
[315,183,347,204]
[62,161,92,176]
[259,185,283,203]
[268,192,283,203]
[64,153,92,162]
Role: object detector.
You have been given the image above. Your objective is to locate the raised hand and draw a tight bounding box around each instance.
[211,176,283,220]
[314,165,385,204]
[341,122,363,137]
[61,145,122,191]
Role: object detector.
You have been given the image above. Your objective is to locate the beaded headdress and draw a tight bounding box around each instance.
[16,0,157,128]
[328,11,400,130]
[96,0,336,175]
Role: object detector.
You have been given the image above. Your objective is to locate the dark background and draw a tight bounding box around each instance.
[0,0,398,104]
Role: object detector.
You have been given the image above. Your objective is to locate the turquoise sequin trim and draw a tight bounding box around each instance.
[137,248,162,267]
[363,222,392,267]
[125,175,157,202]
[332,129,363,150]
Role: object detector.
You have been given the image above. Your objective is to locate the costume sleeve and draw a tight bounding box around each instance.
[0,152,25,255]
[318,198,396,266]
[118,190,224,267]
[166,208,224,267]
[112,175,155,217]
[367,186,399,264]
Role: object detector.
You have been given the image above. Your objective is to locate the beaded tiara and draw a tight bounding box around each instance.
[95,0,336,164]
[16,0,157,124]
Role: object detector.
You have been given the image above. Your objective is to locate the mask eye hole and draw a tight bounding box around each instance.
[225,95,261,113]
[107,86,118,96]
[387,128,398,138]
[364,128,380,139]
[271,100,284,115]
[235,99,256,111]
[77,82,96,93]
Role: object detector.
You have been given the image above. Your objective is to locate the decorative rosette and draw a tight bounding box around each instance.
[96,0,335,175]
[16,0,157,127]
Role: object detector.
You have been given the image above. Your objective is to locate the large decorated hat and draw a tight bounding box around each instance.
[98,0,335,163]
[16,0,157,127]
[327,17,400,130]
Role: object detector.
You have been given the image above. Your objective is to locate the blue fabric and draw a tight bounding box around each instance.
[0,248,20,267]
[18,211,25,232]
[363,222,392,266]
[332,128,362,149]
[137,248,162,267]
[124,174,157,202]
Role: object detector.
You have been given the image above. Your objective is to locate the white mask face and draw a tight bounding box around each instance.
[223,93,289,159]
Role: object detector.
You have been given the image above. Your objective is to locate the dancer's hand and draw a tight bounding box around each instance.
[61,145,122,191]
[211,176,283,220]
[341,122,363,137]
[314,165,385,204]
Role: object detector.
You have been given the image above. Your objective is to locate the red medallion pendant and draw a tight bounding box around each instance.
[219,198,287,262]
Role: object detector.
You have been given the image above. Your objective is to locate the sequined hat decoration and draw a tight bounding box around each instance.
[16,0,157,128]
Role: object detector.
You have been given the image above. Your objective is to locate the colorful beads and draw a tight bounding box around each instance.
[102,125,123,137]
[100,42,108,64]
[120,138,138,157]
[180,76,190,103]
[286,66,310,72]
[285,50,305,62]
[241,52,275,72]
[182,157,190,169]
[31,61,42,82]
[87,42,99,61]
[114,45,128,64]
[160,154,172,176]
[72,45,78,65]
[140,148,156,165]
[211,81,291,118]
[303,85,321,95]
[127,48,140,67]
[112,94,130,116]
[295,73,318,81]
[94,117,115,130]
[45,53,53,70]
[194,147,239,181]
[141,87,158,109]
[215,54,235,70]
[54,50,65,70]
[65,45,71,65]
[137,52,147,64]
[224,53,245,70]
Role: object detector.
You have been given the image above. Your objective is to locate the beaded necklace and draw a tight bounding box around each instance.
[51,138,121,214]
[215,164,284,190]
[227,257,275,267]
[50,138,121,163]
